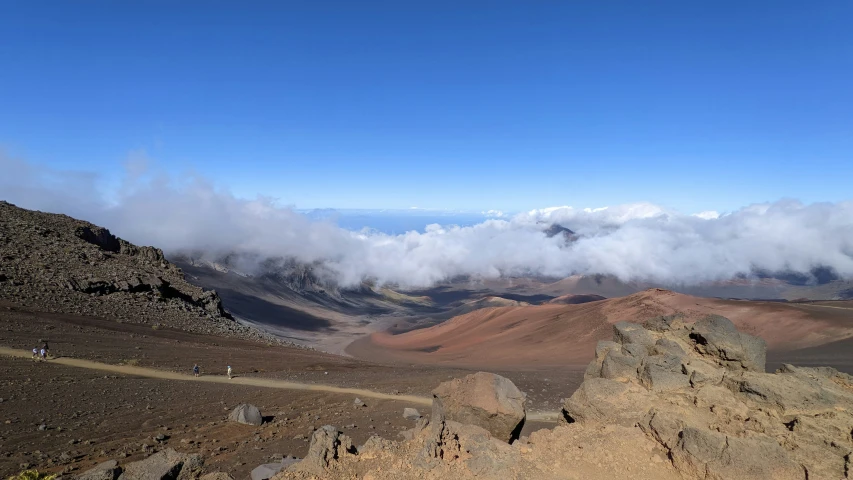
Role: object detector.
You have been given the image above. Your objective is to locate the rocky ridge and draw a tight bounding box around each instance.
[0,201,280,342]
[268,314,852,479]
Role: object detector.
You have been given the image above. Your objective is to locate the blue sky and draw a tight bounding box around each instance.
[1,1,851,214]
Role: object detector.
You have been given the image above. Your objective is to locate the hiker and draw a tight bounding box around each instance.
[227,365,232,379]
[32,348,38,360]
[40,348,46,360]
[193,364,200,377]
[42,341,49,359]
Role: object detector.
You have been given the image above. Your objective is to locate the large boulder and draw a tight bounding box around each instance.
[228,404,262,426]
[431,372,526,443]
[690,315,766,372]
[118,448,202,480]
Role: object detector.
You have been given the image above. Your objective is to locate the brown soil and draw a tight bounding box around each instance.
[0,303,564,479]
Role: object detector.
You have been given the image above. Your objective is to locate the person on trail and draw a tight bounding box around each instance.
[32,348,38,360]
[227,365,232,379]
[40,348,46,360]
[193,364,200,377]
[43,342,49,358]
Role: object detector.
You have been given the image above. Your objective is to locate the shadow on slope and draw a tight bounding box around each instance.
[214,287,332,332]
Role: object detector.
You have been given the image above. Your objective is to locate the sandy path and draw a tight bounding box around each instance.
[0,346,558,421]
[0,346,430,405]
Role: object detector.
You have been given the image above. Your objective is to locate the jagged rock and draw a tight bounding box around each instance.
[431,372,526,443]
[287,425,355,476]
[75,460,121,480]
[229,404,263,426]
[413,416,516,475]
[118,448,202,480]
[613,322,656,349]
[402,408,421,420]
[690,315,767,372]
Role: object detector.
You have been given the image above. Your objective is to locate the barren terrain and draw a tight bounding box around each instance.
[0,303,567,479]
[351,289,853,372]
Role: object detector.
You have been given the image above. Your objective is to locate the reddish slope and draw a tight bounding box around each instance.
[547,294,607,305]
[350,289,853,369]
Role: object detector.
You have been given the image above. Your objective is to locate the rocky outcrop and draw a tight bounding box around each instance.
[564,314,853,480]
[0,201,280,343]
[272,315,852,480]
[228,404,263,426]
[431,372,526,443]
[286,426,356,476]
[690,315,766,371]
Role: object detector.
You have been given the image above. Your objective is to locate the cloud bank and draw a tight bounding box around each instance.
[2,153,852,288]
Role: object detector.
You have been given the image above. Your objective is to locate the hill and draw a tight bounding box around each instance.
[350,288,853,369]
[0,201,274,342]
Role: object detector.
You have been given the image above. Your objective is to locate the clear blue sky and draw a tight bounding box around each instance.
[1,1,851,213]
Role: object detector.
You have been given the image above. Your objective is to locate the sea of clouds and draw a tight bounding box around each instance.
[2,153,852,288]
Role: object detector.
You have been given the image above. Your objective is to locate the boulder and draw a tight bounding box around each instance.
[431,372,526,443]
[118,448,202,480]
[287,426,355,476]
[76,460,121,480]
[690,315,766,372]
[613,322,656,349]
[562,378,654,426]
[228,404,262,426]
[403,408,422,420]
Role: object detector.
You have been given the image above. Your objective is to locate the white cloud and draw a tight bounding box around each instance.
[2,152,852,288]
[692,211,721,220]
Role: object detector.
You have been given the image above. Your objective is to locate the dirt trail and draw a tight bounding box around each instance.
[0,346,430,405]
[0,346,558,421]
